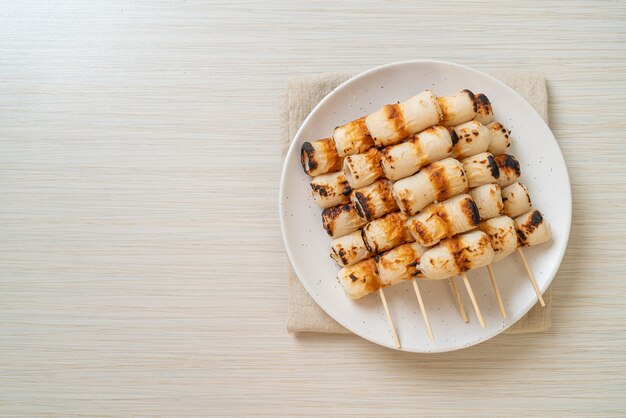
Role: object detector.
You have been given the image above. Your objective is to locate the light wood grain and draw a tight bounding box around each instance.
[1,1,625,416]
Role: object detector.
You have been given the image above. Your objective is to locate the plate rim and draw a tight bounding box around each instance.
[279,59,572,352]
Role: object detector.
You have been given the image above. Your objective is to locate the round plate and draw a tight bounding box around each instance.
[279,60,571,352]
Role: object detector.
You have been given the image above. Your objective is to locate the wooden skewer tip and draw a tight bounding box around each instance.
[412,280,434,341]
[448,277,469,323]
[486,264,507,319]
[462,273,486,328]
[517,248,546,307]
[378,288,401,349]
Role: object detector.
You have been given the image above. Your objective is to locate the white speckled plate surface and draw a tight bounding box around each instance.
[279,60,571,352]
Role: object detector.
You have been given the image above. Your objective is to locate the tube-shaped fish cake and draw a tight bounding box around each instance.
[479,216,518,262]
[502,182,532,218]
[365,90,442,148]
[406,194,480,247]
[495,154,521,187]
[419,230,495,280]
[487,122,511,156]
[462,152,500,188]
[515,210,551,247]
[330,230,372,267]
[337,258,381,299]
[474,94,493,125]
[451,120,491,159]
[392,158,468,216]
[310,171,352,209]
[343,148,383,189]
[322,203,366,238]
[380,125,453,181]
[437,89,477,127]
[300,137,342,177]
[376,242,426,287]
[469,183,504,220]
[362,212,414,254]
[333,117,375,157]
[351,179,398,222]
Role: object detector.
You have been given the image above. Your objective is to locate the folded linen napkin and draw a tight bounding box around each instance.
[281,70,552,335]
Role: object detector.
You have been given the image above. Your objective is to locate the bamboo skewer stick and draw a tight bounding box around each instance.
[378,288,401,349]
[486,265,507,319]
[517,248,546,307]
[462,273,485,328]
[448,277,469,323]
[412,280,434,341]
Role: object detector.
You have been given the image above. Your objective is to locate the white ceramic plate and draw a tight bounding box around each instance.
[279,60,571,352]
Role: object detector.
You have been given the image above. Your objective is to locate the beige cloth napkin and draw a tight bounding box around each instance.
[282,70,552,335]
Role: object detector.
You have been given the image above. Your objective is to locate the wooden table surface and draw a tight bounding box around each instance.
[1,1,625,416]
